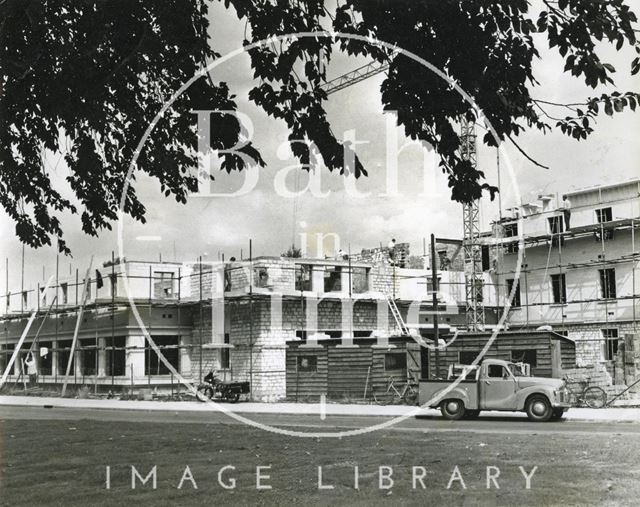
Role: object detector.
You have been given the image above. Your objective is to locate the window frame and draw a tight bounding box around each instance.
[296,355,318,373]
[505,278,521,307]
[79,338,98,376]
[145,335,180,376]
[57,339,75,375]
[154,271,175,299]
[253,267,269,288]
[487,364,510,379]
[0,345,8,375]
[323,266,342,293]
[105,336,126,377]
[548,215,564,235]
[351,267,370,293]
[598,268,617,299]
[1,344,16,375]
[504,223,518,237]
[384,352,407,371]
[602,328,619,361]
[511,349,538,368]
[595,207,612,223]
[38,341,53,375]
[295,265,313,292]
[60,283,68,304]
[221,333,230,369]
[503,223,518,254]
[551,273,567,304]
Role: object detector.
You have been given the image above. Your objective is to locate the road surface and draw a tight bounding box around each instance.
[1,404,640,435]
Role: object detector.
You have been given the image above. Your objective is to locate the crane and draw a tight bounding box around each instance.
[460,119,485,331]
[319,55,485,332]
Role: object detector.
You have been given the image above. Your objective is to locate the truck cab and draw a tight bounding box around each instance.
[418,359,571,422]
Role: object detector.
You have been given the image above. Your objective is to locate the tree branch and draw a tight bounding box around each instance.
[533,98,584,110]
[542,0,571,22]
[533,101,566,122]
[507,134,549,170]
[99,26,149,89]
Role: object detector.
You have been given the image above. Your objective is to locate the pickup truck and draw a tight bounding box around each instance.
[418,359,571,422]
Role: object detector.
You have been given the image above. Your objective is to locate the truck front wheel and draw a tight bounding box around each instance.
[525,395,552,422]
[441,399,465,420]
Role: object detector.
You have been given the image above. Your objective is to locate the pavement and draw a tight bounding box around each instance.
[1,395,640,423]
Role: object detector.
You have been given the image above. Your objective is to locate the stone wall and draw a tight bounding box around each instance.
[190,258,298,296]
[353,242,410,268]
[560,324,640,401]
[226,258,296,292]
[188,296,398,400]
[350,250,398,296]
[614,333,640,395]
[560,364,625,399]
[189,264,217,299]
[565,322,637,367]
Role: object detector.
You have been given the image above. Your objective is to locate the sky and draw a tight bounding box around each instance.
[0,1,638,295]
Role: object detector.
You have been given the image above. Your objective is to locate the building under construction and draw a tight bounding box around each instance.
[489,179,640,390]
[0,180,638,401]
[0,239,498,400]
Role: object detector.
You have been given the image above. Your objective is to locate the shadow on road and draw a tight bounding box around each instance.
[414,414,569,424]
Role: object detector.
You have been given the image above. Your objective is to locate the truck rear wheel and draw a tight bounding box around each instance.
[441,399,465,420]
[526,395,552,422]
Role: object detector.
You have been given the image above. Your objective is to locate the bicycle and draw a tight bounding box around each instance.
[373,376,418,405]
[563,374,607,408]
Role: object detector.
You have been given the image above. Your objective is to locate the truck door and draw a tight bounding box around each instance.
[479,364,517,410]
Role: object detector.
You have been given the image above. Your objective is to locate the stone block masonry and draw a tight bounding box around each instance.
[188,294,397,400]
[563,325,639,401]
[565,323,637,367]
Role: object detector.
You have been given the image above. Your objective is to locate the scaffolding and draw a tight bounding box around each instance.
[0,247,434,395]
[489,210,639,363]
[1,205,637,396]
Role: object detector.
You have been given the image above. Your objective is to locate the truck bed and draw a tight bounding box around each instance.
[418,379,479,409]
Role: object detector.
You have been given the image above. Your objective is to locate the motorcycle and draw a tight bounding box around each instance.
[196,372,250,403]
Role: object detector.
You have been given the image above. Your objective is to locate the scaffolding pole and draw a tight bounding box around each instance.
[249,239,254,401]
[0,275,54,388]
[430,234,440,378]
[61,257,93,397]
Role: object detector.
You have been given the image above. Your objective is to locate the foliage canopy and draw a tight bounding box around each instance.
[1,0,638,253]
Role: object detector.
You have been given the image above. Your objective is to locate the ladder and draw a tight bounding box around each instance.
[375,246,411,336]
[384,289,410,336]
